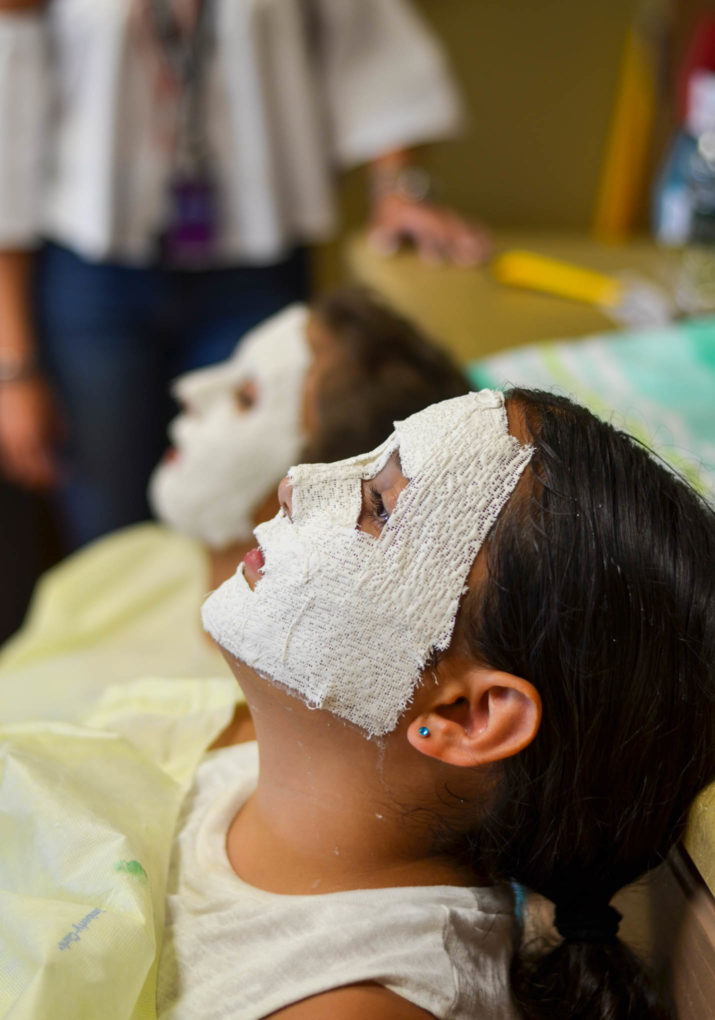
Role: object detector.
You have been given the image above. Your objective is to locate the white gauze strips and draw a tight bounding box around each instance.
[148,305,310,548]
[202,391,533,736]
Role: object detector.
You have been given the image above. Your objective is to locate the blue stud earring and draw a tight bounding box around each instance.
[418,726,430,738]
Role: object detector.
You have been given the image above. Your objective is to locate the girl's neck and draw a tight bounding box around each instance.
[224,677,488,895]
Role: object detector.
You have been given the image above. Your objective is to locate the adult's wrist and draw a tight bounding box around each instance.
[369,164,435,206]
[0,350,38,383]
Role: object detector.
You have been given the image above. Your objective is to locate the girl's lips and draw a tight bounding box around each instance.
[243,547,265,589]
[164,446,179,463]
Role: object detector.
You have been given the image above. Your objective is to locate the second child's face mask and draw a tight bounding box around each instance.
[149,305,310,548]
[202,391,533,736]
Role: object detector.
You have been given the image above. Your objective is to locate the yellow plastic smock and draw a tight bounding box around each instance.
[0,673,235,1019]
[0,523,241,725]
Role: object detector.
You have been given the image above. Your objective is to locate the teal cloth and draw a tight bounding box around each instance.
[470,316,715,500]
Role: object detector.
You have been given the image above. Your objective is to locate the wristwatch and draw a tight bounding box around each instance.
[370,165,435,204]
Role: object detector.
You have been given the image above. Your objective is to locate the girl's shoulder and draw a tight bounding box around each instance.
[267,982,436,1020]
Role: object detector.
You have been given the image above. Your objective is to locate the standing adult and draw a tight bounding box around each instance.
[0,0,483,550]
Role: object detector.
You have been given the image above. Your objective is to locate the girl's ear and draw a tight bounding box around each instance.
[406,666,541,768]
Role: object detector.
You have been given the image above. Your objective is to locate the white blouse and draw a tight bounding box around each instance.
[0,0,463,265]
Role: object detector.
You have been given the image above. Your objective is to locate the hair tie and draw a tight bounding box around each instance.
[554,900,622,943]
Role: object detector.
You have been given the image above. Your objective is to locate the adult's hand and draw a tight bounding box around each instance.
[0,374,61,489]
[369,190,492,267]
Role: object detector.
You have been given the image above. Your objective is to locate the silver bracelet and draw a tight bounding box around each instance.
[0,353,37,383]
[370,165,435,204]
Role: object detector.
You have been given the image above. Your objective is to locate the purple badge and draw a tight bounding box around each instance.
[162,175,216,266]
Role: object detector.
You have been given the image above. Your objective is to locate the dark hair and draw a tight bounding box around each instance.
[303,287,469,463]
[462,389,715,1019]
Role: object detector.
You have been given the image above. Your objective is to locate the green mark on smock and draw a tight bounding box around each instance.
[114,859,148,882]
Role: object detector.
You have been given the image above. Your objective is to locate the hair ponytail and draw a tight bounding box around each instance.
[460,389,715,1019]
[511,939,672,1020]
[511,898,674,1020]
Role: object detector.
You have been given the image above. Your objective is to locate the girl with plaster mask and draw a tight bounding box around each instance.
[158,389,715,1020]
[148,303,312,551]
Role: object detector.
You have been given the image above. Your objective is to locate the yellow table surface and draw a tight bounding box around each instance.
[346,230,683,363]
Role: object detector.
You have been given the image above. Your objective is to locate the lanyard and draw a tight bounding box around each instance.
[146,0,211,87]
[145,0,215,173]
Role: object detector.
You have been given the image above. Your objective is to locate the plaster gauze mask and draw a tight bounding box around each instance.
[202,391,533,735]
[149,304,310,548]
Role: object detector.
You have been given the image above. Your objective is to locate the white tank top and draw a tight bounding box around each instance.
[157,742,518,1019]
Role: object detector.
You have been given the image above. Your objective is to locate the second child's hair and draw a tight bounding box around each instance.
[304,286,469,463]
[462,389,715,1019]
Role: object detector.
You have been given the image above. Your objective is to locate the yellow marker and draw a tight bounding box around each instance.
[492,249,623,308]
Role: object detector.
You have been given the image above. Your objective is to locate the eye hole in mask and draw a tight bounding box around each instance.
[288,437,405,532]
[234,379,258,413]
[357,451,410,538]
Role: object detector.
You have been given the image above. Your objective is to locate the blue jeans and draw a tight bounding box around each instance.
[34,243,309,550]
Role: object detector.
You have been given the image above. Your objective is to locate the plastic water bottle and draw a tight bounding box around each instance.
[653,71,715,245]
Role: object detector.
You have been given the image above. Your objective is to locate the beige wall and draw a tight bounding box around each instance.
[315,0,640,287]
[412,0,636,229]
